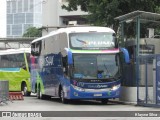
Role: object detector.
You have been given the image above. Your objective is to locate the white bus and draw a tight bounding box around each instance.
[31,26,129,104]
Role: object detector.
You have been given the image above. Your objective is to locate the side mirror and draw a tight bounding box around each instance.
[120,48,130,64]
[68,50,73,65]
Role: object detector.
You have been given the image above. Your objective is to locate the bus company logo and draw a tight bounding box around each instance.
[45,56,54,66]
[88,84,108,88]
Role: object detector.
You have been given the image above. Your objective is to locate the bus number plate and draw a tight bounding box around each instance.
[94,94,102,97]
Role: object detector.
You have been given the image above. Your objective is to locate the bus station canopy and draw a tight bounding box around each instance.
[115,10,160,24]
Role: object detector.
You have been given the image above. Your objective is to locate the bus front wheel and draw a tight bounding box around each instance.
[21,83,31,96]
[101,99,108,104]
[37,85,43,99]
[60,88,68,104]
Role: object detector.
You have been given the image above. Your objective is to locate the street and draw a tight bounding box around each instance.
[0,95,160,120]
[0,95,159,111]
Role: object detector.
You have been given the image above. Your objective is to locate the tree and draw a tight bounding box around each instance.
[62,0,160,33]
[23,27,42,37]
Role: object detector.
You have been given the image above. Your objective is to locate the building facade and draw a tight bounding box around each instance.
[42,0,88,35]
[7,0,42,37]
[6,0,88,37]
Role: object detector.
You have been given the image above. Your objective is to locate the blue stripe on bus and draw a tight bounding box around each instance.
[0,68,20,72]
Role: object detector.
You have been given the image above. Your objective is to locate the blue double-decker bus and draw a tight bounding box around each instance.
[31,26,129,104]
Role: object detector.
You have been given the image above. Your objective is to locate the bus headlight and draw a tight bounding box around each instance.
[71,85,85,92]
[111,84,120,91]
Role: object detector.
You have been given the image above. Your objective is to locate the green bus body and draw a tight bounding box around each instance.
[0,48,31,95]
[0,68,31,92]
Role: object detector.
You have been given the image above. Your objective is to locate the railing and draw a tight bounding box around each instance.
[137,54,160,107]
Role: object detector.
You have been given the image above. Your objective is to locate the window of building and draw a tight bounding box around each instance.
[7,14,13,24]
[14,13,25,24]
[7,25,11,35]
[26,13,33,23]
[24,0,29,12]
[12,1,17,13]
[18,0,22,12]
[12,24,22,35]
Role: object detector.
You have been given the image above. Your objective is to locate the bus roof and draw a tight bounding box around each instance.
[32,26,115,43]
[0,48,31,55]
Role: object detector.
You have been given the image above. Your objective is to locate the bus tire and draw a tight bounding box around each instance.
[60,88,68,104]
[37,85,46,99]
[101,99,108,104]
[21,83,30,96]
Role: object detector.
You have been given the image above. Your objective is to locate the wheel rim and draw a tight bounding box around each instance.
[37,87,40,98]
[40,90,42,99]
[61,89,64,102]
[22,85,27,96]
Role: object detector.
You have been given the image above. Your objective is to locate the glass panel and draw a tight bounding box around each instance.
[0,53,25,68]
[12,24,22,35]
[26,13,33,23]
[7,25,11,35]
[14,13,25,24]
[72,54,120,80]
[7,14,13,24]
[24,0,29,12]
[29,0,34,12]
[7,1,11,13]
[12,1,17,13]
[18,0,22,12]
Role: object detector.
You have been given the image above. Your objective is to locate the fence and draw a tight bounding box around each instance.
[137,54,160,107]
[0,80,9,104]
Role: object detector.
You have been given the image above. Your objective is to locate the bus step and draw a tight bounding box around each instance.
[9,92,24,100]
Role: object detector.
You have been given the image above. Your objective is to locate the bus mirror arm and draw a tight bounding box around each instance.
[115,37,119,48]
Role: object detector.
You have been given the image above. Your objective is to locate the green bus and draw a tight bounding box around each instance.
[0,48,31,96]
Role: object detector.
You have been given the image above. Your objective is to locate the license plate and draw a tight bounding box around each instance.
[94,94,102,97]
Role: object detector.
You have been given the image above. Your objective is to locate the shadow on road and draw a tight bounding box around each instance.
[28,94,120,106]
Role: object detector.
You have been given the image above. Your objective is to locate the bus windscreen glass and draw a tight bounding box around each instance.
[72,54,120,80]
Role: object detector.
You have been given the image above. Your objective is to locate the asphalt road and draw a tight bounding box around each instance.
[0,95,160,120]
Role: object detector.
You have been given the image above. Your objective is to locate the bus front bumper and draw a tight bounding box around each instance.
[64,84,121,99]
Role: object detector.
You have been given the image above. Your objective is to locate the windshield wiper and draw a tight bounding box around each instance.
[103,64,112,77]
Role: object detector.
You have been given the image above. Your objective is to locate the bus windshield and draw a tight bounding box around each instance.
[69,32,115,50]
[72,54,121,79]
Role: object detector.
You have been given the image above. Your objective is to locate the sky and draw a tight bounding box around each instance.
[0,0,6,37]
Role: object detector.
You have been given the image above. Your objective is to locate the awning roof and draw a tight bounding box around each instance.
[115,10,160,24]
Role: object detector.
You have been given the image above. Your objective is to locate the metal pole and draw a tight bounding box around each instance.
[145,59,148,104]
[136,16,140,57]
[121,22,125,47]
[136,16,140,103]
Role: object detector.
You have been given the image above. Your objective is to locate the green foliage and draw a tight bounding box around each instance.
[62,0,160,33]
[23,27,42,37]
